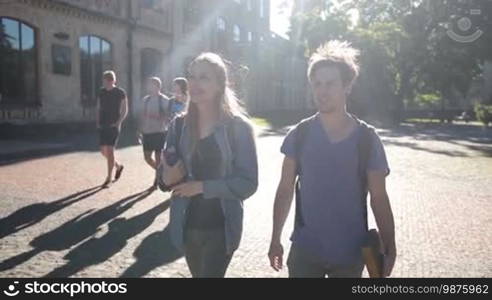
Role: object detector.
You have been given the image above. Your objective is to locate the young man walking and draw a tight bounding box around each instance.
[268,41,396,278]
[137,77,172,189]
[96,71,128,187]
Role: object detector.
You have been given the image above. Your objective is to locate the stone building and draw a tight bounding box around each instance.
[0,0,178,124]
[0,0,307,125]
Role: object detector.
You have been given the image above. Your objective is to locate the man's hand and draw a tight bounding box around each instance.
[383,246,397,277]
[171,181,203,198]
[268,156,297,273]
[268,241,284,271]
[111,121,122,129]
[368,170,396,278]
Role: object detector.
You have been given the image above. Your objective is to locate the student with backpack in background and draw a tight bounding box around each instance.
[137,77,172,189]
[268,41,396,278]
[168,77,189,117]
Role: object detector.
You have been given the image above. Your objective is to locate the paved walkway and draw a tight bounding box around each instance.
[0,123,491,277]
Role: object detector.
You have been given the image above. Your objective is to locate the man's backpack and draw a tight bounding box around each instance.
[293,115,375,232]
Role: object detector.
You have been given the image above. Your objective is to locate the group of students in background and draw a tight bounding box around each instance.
[94,41,396,279]
[96,71,188,188]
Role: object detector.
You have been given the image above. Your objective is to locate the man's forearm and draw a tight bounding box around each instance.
[371,193,396,253]
[271,187,294,243]
[116,99,128,126]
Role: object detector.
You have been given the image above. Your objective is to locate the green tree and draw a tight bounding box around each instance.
[289,0,492,124]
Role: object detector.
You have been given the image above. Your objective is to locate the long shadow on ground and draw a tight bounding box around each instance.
[0,189,153,272]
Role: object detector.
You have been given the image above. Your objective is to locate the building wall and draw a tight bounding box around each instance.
[0,0,174,124]
[0,0,308,124]
[131,27,173,114]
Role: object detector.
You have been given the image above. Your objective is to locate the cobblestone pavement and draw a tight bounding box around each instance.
[0,123,491,278]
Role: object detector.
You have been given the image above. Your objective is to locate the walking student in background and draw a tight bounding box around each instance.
[160,53,258,278]
[168,77,189,117]
[268,41,396,278]
[96,70,128,188]
[137,77,172,189]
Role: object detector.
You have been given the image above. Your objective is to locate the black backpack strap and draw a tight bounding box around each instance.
[294,119,311,175]
[293,115,315,229]
[352,115,375,231]
[157,115,185,193]
[167,97,175,118]
[143,95,150,115]
[174,116,185,156]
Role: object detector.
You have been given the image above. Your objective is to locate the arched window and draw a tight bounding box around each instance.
[217,17,228,54]
[217,17,226,32]
[233,25,241,42]
[0,17,38,106]
[79,35,112,107]
[141,48,163,97]
[260,0,266,18]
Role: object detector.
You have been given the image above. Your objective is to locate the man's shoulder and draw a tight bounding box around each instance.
[115,87,126,97]
[352,117,385,152]
[356,118,376,132]
[290,114,317,136]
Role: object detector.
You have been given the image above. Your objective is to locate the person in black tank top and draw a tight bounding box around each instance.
[97,71,128,187]
[186,134,225,229]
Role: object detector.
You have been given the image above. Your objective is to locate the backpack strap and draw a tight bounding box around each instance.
[143,94,166,118]
[352,115,375,232]
[167,97,175,118]
[294,117,314,176]
[143,95,150,116]
[292,115,316,229]
[157,115,185,192]
[174,115,185,156]
[158,94,167,118]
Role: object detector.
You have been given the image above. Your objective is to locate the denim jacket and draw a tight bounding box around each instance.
[165,114,258,254]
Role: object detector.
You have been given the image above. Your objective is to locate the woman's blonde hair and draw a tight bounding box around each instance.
[185,52,247,154]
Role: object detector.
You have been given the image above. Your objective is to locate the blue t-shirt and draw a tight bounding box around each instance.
[281,114,390,266]
[170,98,185,115]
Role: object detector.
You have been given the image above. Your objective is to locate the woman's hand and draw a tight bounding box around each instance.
[171,181,203,198]
[161,159,186,187]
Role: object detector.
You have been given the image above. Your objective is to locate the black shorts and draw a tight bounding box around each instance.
[143,132,167,152]
[98,127,120,146]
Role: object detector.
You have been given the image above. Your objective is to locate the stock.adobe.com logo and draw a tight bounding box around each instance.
[446,7,484,43]
[2,281,128,297]
[3,281,20,297]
